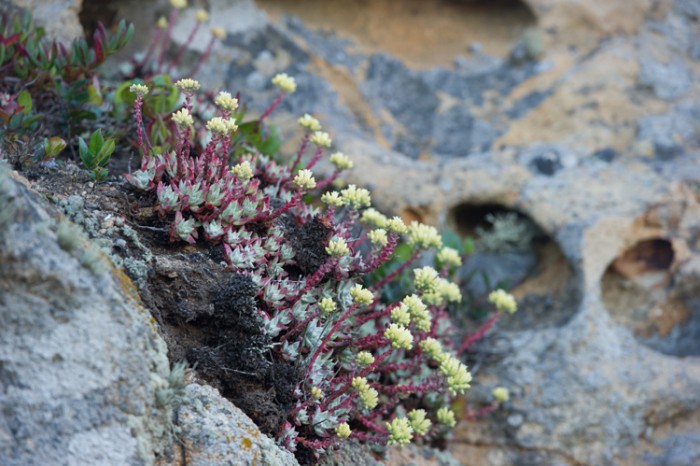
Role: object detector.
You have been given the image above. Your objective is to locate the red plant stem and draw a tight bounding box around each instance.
[356,414,388,435]
[359,234,399,273]
[280,312,315,343]
[464,401,498,421]
[190,34,216,77]
[297,437,338,450]
[350,430,386,443]
[457,311,500,354]
[259,92,283,122]
[372,249,420,291]
[139,28,162,71]
[290,134,309,172]
[169,21,200,72]
[355,303,394,327]
[377,355,422,374]
[133,96,148,156]
[157,8,179,69]
[304,146,324,171]
[315,171,339,191]
[305,303,359,378]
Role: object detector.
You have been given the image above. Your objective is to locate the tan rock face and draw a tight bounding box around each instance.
[258,0,538,68]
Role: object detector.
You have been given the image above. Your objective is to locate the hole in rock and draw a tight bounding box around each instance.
[79,0,119,39]
[401,206,429,225]
[257,0,537,68]
[446,202,581,331]
[602,238,700,357]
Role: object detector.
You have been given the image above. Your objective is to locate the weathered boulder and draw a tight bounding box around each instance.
[0,163,172,466]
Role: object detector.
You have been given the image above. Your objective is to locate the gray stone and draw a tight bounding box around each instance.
[6,0,83,43]
[176,383,298,466]
[363,53,438,138]
[432,106,499,157]
[506,89,554,120]
[0,164,172,466]
[284,15,365,69]
[645,432,700,466]
[639,56,692,101]
[637,112,695,159]
[674,0,700,19]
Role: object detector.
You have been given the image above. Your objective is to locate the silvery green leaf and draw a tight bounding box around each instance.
[281,340,300,360]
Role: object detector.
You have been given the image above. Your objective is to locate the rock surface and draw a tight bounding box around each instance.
[0,163,171,466]
[5,0,84,43]
[173,383,299,466]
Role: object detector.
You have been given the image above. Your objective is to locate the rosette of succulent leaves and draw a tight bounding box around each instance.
[125,76,488,457]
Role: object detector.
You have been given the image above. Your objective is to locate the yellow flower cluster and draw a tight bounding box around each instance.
[293,169,316,190]
[386,417,413,446]
[385,216,407,234]
[493,386,509,403]
[361,208,388,228]
[367,228,388,247]
[351,377,379,410]
[318,297,336,316]
[340,185,371,209]
[175,78,200,92]
[407,409,431,436]
[230,161,253,182]
[211,27,226,39]
[310,131,332,148]
[384,323,413,350]
[422,279,462,306]
[402,294,431,331]
[329,152,353,170]
[321,191,344,207]
[172,108,194,128]
[272,73,297,93]
[129,83,149,97]
[437,246,462,269]
[206,117,237,136]
[439,355,472,395]
[298,113,321,131]
[418,337,443,361]
[157,17,168,29]
[214,91,239,112]
[413,266,439,293]
[390,303,411,326]
[326,238,350,257]
[170,0,187,9]
[350,284,374,306]
[335,422,351,438]
[356,351,375,366]
[436,407,456,428]
[195,9,209,23]
[488,289,517,314]
[407,221,442,249]
[310,386,324,400]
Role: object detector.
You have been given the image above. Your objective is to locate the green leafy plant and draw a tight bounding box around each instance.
[79,129,115,181]
[0,9,132,161]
